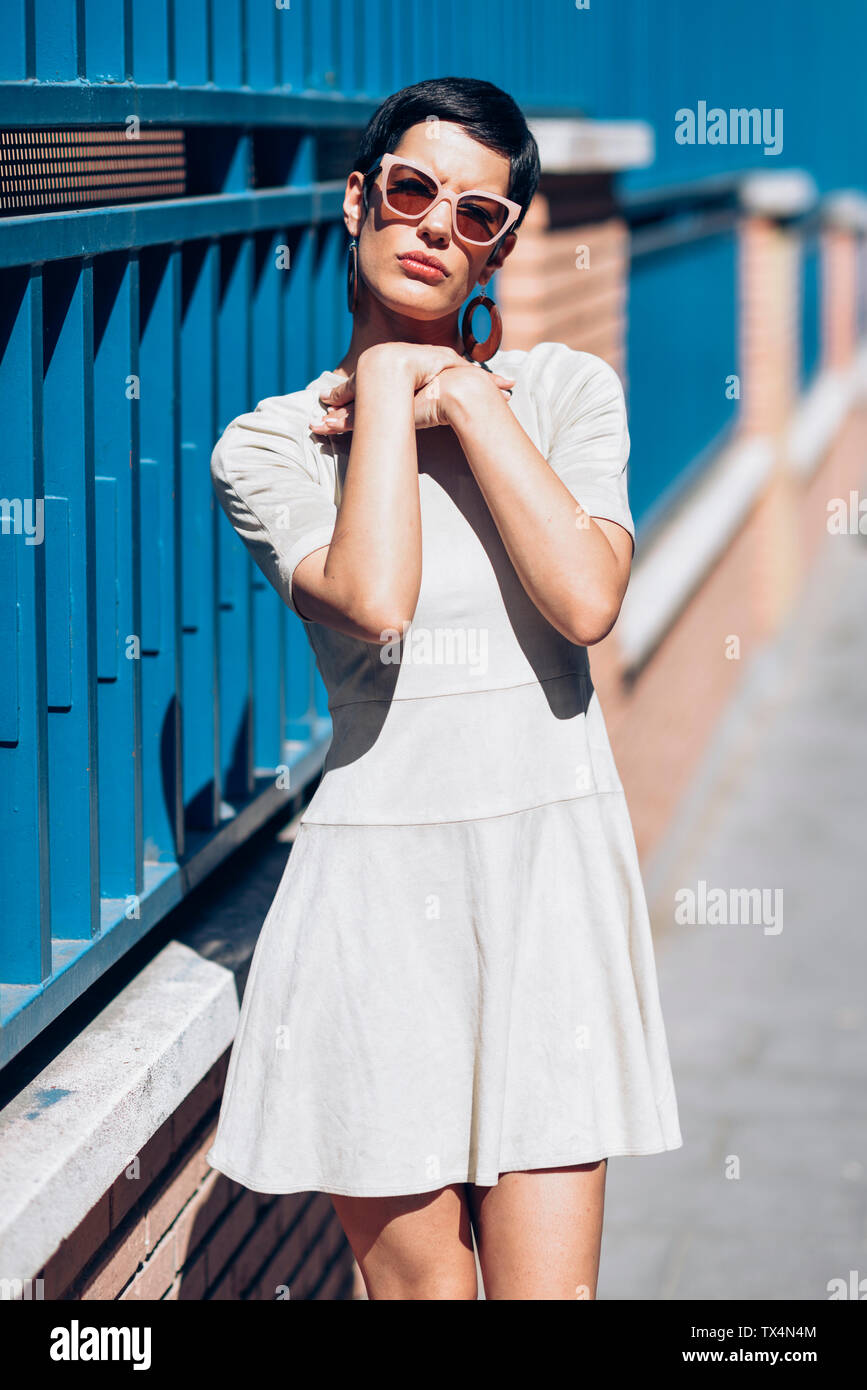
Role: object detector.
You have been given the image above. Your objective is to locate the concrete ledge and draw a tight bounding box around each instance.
[821,189,867,232]
[738,169,817,219]
[787,369,854,478]
[528,117,654,173]
[619,435,776,674]
[0,941,239,1282]
[618,347,867,674]
[788,347,867,478]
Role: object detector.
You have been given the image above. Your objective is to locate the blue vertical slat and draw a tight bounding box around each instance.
[305,0,337,92]
[358,0,386,96]
[42,260,99,941]
[309,224,338,728]
[281,224,317,745]
[277,0,305,90]
[34,0,80,79]
[139,246,183,864]
[131,0,169,82]
[172,0,208,84]
[43,497,71,709]
[245,0,276,89]
[311,221,342,386]
[0,514,18,744]
[210,0,242,88]
[249,231,285,773]
[801,233,821,386]
[0,268,51,984]
[0,0,29,79]
[83,0,125,79]
[180,240,220,829]
[92,252,143,902]
[337,0,360,97]
[93,477,118,680]
[216,234,253,801]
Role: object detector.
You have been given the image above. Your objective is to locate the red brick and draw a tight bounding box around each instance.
[110,1120,174,1228]
[120,1229,178,1300]
[201,1188,260,1289]
[146,1126,216,1251]
[171,1167,231,1271]
[313,1248,356,1301]
[176,1246,209,1301]
[41,1192,111,1299]
[171,1064,223,1150]
[79,1210,148,1301]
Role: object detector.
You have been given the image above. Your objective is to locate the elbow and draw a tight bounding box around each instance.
[563,597,623,648]
[351,601,416,646]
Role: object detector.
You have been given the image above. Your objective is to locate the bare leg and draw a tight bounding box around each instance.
[330,1183,478,1300]
[465,1160,607,1299]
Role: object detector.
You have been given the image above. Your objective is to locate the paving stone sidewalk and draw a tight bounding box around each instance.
[597,515,867,1300]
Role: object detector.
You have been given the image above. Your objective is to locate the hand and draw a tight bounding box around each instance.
[310,343,514,435]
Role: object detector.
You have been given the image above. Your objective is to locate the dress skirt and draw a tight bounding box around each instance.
[205,791,682,1197]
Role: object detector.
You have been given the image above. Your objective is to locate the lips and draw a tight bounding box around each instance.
[398,251,448,278]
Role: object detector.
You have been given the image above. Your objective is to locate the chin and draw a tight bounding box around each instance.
[375,274,463,320]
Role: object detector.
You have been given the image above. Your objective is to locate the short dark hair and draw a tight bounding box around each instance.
[351,76,541,259]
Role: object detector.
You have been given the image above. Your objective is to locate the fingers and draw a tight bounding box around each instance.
[311,402,355,434]
[319,374,356,407]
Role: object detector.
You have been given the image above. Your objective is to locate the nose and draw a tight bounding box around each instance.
[417,193,454,243]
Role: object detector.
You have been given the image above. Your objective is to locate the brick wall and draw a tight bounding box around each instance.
[498,183,866,867]
[589,403,867,864]
[498,173,628,376]
[37,1055,358,1301]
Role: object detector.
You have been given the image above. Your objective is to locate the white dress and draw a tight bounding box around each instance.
[204,340,683,1196]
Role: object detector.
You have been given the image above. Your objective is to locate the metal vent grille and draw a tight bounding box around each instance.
[0,128,186,215]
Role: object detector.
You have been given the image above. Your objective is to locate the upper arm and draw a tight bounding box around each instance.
[290,545,387,641]
[544,345,636,568]
[210,397,339,626]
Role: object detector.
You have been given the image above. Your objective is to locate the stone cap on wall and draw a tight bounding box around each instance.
[738,169,817,219]
[527,117,654,173]
[821,189,867,232]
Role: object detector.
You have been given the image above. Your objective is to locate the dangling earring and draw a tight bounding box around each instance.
[461,286,503,363]
[347,237,359,315]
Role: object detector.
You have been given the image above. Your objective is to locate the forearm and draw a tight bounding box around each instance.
[324,351,422,636]
[446,377,628,645]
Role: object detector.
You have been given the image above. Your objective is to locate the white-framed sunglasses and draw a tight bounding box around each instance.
[362,152,524,248]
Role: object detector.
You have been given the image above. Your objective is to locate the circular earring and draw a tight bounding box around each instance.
[461,287,503,362]
[347,237,359,315]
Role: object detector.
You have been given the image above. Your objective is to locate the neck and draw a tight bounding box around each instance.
[332,286,470,377]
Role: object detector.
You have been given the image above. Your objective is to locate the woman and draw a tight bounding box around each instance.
[206,76,682,1300]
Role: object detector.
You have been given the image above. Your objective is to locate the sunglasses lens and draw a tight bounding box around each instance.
[456,196,510,243]
[384,163,439,215]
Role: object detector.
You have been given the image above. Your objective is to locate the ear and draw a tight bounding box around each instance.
[344,172,367,239]
[477,229,518,287]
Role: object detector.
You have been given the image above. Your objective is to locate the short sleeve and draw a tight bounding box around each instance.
[543,345,635,549]
[210,395,338,623]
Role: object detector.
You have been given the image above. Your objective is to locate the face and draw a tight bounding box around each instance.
[345,120,519,321]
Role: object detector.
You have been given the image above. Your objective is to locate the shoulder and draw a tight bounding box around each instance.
[507,341,624,410]
[210,375,332,489]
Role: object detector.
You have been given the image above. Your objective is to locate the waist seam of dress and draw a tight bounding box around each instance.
[325,668,595,710]
[299,786,626,830]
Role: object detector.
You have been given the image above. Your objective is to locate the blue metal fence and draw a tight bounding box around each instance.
[623,182,739,529]
[800,230,822,387]
[2,0,865,1066]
